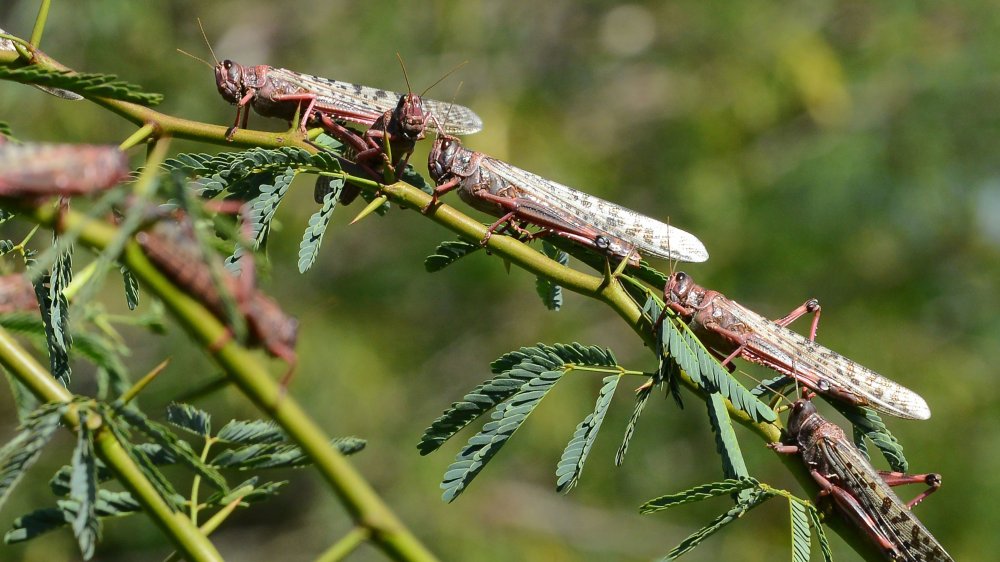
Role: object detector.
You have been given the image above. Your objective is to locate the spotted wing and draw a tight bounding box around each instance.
[477,157,709,263]
[821,439,953,561]
[273,68,482,135]
[730,302,931,420]
[0,28,83,100]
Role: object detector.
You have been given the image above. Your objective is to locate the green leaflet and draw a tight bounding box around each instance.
[535,241,568,311]
[556,374,621,493]
[49,443,175,497]
[0,66,163,105]
[705,393,750,484]
[0,402,65,511]
[832,402,908,472]
[298,178,343,273]
[807,503,834,562]
[4,490,143,545]
[424,239,481,272]
[165,403,212,438]
[215,420,286,445]
[418,343,617,455]
[164,147,340,199]
[34,235,73,387]
[211,437,365,470]
[120,265,139,310]
[0,120,11,138]
[226,167,297,274]
[614,384,651,466]
[113,406,228,493]
[69,411,98,559]
[439,370,564,503]
[664,488,773,559]
[639,477,760,514]
[789,498,811,562]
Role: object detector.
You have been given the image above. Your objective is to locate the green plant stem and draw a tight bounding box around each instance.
[14,203,440,562]
[317,526,372,562]
[0,327,223,562]
[30,0,51,47]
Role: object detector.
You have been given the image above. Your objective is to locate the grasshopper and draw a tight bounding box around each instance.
[135,209,298,385]
[661,271,931,419]
[0,141,130,201]
[426,133,709,263]
[771,393,952,561]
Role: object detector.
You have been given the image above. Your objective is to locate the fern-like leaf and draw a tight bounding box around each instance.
[0,403,65,511]
[535,241,568,311]
[114,406,228,493]
[807,504,834,562]
[664,487,773,559]
[0,120,11,137]
[165,403,211,438]
[102,414,183,510]
[34,236,73,387]
[215,420,286,445]
[120,265,139,310]
[615,384,651,466]
[424,239,481,272]
[298,179,342,273]
[69,410,99,559]
[832,402,907,472]
[4,490,144,545]
[639,477,760,514]
[705,394,750,488]
[556,374,621,493]
[0,66,163,105]
[211,437,365,469]
[418,343,617,455]
[226,167,297,273]
[789,498,811,562]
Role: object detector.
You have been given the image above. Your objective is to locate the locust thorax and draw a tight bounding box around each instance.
[216,60,245,104]
[428,135,460,183]
[395,93,427,141]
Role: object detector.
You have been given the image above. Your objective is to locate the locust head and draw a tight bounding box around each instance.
[216,60,246,104]
[428,134,460,183]
[664,272,697,313]
[395,93,428,142]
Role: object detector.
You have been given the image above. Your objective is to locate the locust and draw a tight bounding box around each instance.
[771,392,952,561]
[0,141,130,200]
[661,271,930,419]
[426,133,710,263]
[135,209,298,385]
[212,58,482,140]
[0,26,83,100]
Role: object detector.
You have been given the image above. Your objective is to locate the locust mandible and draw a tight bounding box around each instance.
[771,392,952,561]
[661,271,930,419]
[427,133,709,263]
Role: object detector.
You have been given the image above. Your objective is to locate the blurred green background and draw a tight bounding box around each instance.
[1,1,997,560]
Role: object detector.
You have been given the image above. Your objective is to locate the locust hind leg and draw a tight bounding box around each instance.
[877,471,942,509]
[773,298,822,341]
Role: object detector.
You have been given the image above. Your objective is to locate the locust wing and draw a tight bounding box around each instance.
[272,67,483,135]
[731,301,931,420]
[820,439,953,561]
[478,157,709,263]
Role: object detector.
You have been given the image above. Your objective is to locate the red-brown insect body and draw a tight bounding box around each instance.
[0,143,130,198]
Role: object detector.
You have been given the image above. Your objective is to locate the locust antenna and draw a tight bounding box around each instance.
[435,81,464,137]
[198,18,220,65]
[396,53,413,95]
[176,48,214,69]
[420,60,468,98]
[735,367,795,411]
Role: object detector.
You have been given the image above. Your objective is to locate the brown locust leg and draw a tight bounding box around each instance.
[878,471,942,509]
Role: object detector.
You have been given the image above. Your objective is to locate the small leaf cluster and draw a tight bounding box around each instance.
[0,66,163,105]
[0,401,364,559]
